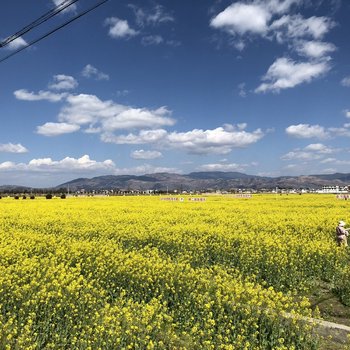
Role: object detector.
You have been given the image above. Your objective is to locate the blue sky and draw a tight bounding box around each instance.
[0,0,349,187]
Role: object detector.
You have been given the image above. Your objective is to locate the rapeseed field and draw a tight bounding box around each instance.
[0,194,349,349]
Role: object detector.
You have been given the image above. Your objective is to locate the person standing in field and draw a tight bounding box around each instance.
[336,220,349,246]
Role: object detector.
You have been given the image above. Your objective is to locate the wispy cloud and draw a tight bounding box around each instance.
[341,76,350,87]
[48,75,78,90]
[131,150,162,160]
[14,89,67,102]
[0,143,28,153]
[82,64,109,81]
[128,4,174,27]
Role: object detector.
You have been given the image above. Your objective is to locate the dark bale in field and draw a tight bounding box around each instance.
[45,194,53,199]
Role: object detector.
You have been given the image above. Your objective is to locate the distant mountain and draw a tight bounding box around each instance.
[54,172,350,192]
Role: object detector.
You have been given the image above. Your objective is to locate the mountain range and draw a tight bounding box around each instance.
[1,171,350,192]
[52,171,350,192]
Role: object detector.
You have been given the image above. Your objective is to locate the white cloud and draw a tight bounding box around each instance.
[141,35,164,46]
[101,129,168,144]
[102,106,175,131]
[51,0,77,13]
[82,64,109,81]
[210,1,304,39]
[238,83,247,97]
[255,57,330,93]
[128,4,174,27]
[270,15,335,42]
[345,110,350,118]
[281,142,335,161]
[321,158,350,165]
[58,94,175,131]
[0,143,28,153]
[48,74,78,90]
[105,17,138,39]
[285,124,329,139]
[295,40,336,58]
[0,155,114,173]
[14,89,67,102]
[210,1,336,92]
[328,125,350,137]
[103,124,264,155]
[4,37,28,50]
[304,143,333,153]
[341,76,350,87]
[36,122,80,136]
[131,150,162,160]
[210,2,271,36]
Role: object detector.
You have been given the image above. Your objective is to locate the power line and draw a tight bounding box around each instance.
[0,0,109,64]
[0,0,81,48]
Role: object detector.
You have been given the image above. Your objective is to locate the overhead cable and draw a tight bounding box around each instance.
[0,0,109,64]
[0,0,80,48]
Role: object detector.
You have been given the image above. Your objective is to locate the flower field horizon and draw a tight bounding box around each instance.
[0,194,349,349]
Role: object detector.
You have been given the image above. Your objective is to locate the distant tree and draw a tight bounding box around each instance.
[60,194,66,199]
[45,194,53,199]
[14,195,19,200]
[30,195,35,199]
[22,195,26,200]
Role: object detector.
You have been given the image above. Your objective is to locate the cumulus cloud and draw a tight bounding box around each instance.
[14,89,67,102]
[102,124,264,155]
[255,57,330,93]
[58,94,175,131]
[210,2,272,36]
[131,150,162,160]
[0,143,28,153]
[281,144,334,161]
[0,155,180,185]
[36,122,80,136]
[341,76,350,87]
[211,1,336,92]
[0,155,114,173]
[48,74,78,90]
[285,124,329,139]
[105,17,138,38]
[82,64,109,81]
[128,4,174,27]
